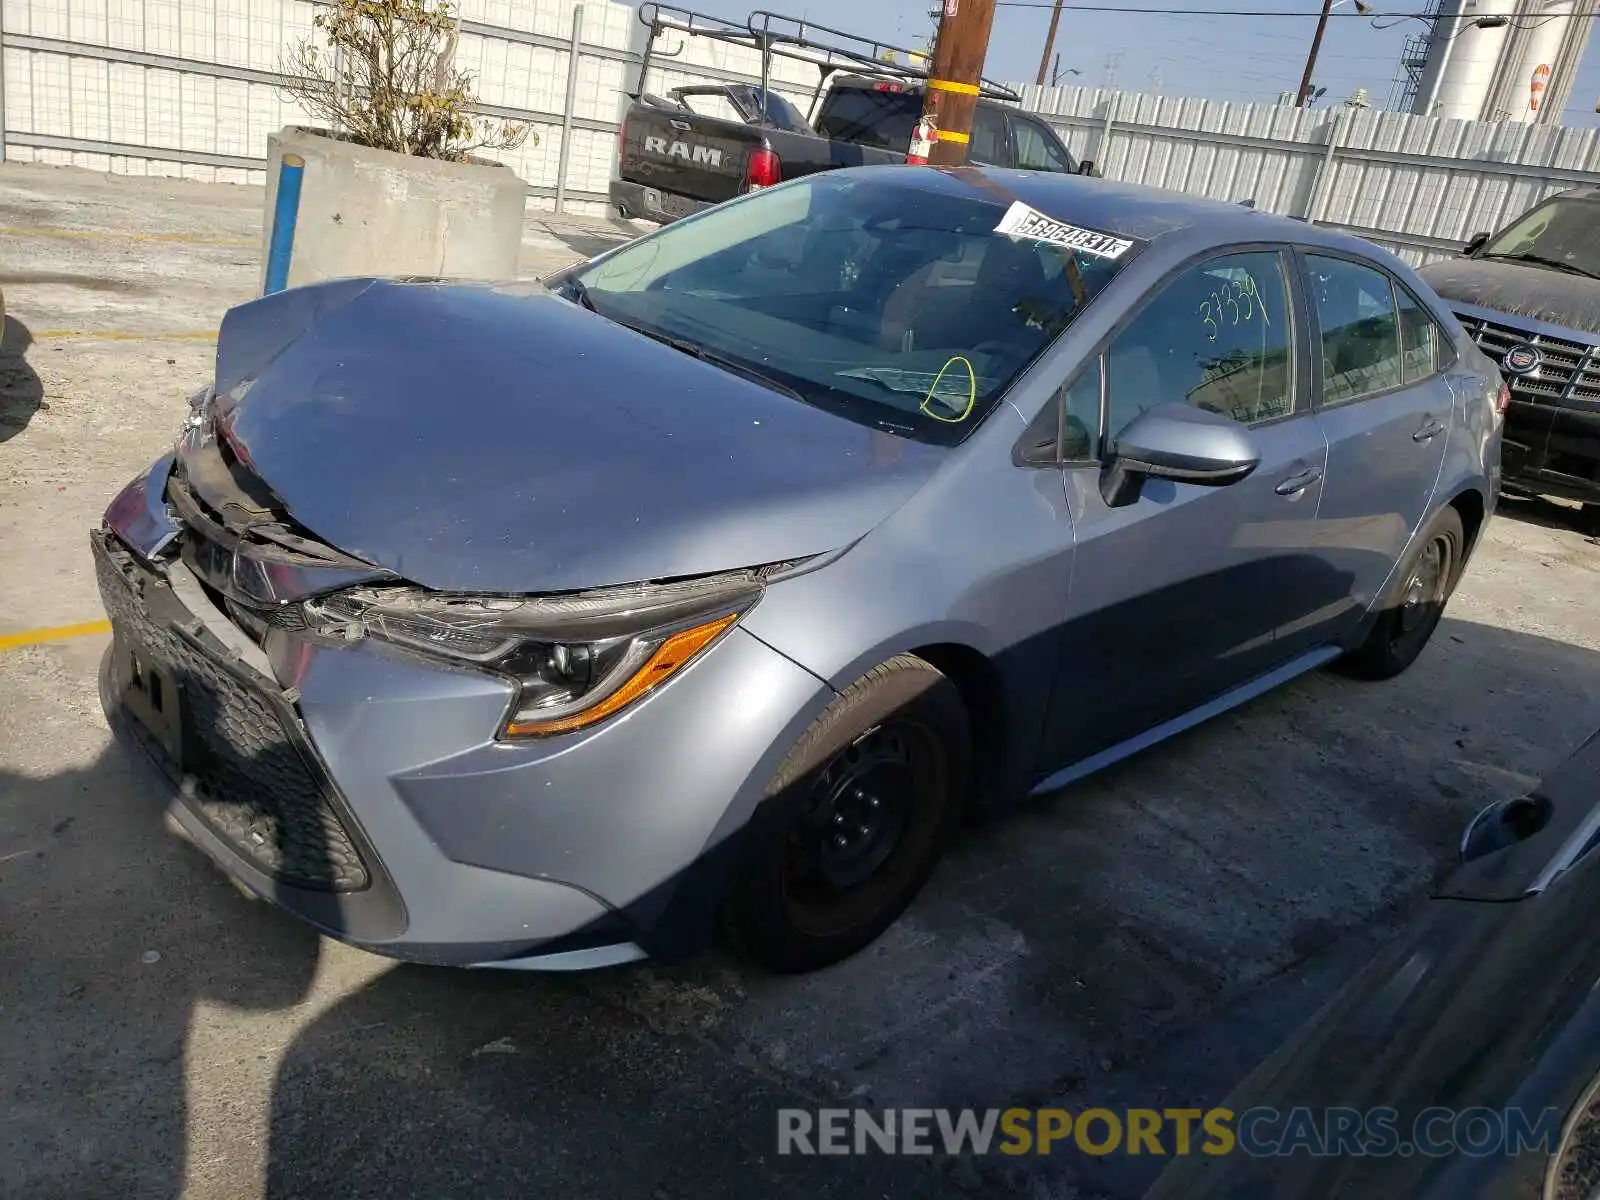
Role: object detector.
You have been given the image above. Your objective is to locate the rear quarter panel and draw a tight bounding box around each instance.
[1436,324,1502,529]
[1376,251,1498,540]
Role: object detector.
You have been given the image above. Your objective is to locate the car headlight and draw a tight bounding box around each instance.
[300,571,763,738]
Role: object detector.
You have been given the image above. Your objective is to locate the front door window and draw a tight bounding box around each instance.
[1104,251,1298,440]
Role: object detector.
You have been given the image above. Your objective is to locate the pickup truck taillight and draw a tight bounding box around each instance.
[745,147,781,191]
[617,119,628,174]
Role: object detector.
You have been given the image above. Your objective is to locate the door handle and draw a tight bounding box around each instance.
[1274,467,1323,496]
[1412,419,1447,443]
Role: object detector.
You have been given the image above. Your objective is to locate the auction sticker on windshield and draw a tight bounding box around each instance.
[994,202,1134,260]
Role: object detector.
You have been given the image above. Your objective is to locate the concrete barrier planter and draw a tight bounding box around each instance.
[259,126,526,294]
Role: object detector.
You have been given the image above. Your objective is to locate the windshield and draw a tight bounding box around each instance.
[571,172,1135,446]
[1480,197,1600,278]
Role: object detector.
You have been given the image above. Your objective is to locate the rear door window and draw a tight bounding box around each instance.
[1010,115,1076,173]
[1395,285,1444,383]
[970,106,1011,166]
[1305,255,1406,404]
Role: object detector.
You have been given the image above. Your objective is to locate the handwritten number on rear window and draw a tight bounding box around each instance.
[1197,275,1269,341]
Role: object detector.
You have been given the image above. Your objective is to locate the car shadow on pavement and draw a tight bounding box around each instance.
[0,314,44,443]
[5,615,1599,1200]
[0,737,321,1200]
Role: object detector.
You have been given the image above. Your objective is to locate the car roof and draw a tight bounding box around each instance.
[1552,185,1600,203]
[845,164,1390,259]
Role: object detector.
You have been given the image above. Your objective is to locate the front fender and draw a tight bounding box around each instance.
[103,453,180,561]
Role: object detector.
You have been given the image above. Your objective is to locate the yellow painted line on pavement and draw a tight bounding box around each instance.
[0,620,112,652]
[0,224,253,247]
[33,329,218,341]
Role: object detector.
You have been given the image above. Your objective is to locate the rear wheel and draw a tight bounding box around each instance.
[726,655,970,974]
[1342,505,1464,680]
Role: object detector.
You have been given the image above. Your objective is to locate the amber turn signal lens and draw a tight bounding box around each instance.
[503,612,739,737]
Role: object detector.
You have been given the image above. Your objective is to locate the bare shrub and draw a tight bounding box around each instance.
[281,0,532,161]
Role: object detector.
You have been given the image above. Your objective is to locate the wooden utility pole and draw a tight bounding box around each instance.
[920,0,1001,166]
[1036,0,1065,86]
[1295,0,1334,106]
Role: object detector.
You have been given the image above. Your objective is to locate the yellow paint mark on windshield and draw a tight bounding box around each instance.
[921,355,977,423]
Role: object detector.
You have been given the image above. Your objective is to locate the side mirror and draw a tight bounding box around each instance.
[1099,403,1261,508]
[1077,159,1097,177]
[1459,794,1554,863]
[1464,231,1490,255]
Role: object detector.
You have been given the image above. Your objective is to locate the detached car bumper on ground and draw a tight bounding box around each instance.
[97,168,1501,973]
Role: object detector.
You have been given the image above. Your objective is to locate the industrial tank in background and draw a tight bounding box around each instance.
[1402,0,1597,122]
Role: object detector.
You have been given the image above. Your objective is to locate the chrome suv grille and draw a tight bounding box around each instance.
[1455,312,1600,403]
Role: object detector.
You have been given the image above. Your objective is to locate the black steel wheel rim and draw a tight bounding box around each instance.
[780,719,944,938]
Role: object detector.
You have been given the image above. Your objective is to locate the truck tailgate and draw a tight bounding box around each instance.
[619,104,763,205]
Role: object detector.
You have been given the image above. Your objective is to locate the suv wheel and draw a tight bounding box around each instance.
[726,655,971,974]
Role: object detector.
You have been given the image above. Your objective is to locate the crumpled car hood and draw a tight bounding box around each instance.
[193,278,944,594]
[1417,257,1600,334]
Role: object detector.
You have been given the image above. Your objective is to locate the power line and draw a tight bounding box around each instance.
[996,1,1588,14]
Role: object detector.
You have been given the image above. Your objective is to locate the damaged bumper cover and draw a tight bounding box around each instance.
[95,456,834,967]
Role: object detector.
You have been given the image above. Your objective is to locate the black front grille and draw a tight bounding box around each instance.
[1456,312,1600,403]
[94,534,370,892]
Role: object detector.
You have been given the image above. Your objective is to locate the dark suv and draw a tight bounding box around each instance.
[1418,188,1600,532]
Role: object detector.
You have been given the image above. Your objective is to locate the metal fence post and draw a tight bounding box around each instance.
[554,4,584,215]
[1304,107,1346,225]
[1097,92,1117,171]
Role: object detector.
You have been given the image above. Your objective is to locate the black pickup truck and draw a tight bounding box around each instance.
[610,7,1094,225]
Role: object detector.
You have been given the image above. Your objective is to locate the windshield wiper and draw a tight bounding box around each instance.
[605,316,808,402]
[1481,252,1600,280]
[558,275,599,311]
[689,347,808,403]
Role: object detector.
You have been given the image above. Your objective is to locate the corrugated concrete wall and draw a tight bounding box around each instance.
[1,0,719,216]
[5,1,1600,243]
[1017,82,1600,265]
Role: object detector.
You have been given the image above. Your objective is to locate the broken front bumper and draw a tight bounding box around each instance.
[94,528,639,967]
[92,457,835,969]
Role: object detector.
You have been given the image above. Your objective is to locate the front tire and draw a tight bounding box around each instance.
[1342,505,1465,680]
[726,655,971,974]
